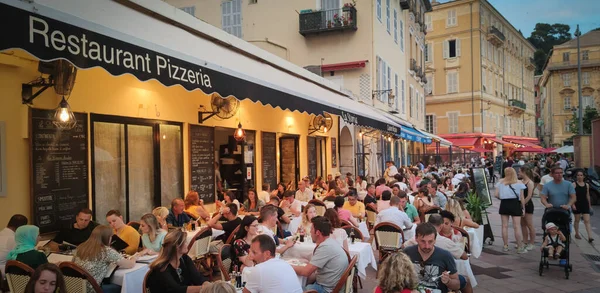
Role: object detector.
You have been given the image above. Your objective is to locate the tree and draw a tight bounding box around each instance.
[568,106,599,135]
[527,23,572,74]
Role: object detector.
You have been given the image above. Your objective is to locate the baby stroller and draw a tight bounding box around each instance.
[539,208,573,279]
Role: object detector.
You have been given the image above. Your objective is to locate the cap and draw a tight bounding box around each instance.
[545,222,558,230]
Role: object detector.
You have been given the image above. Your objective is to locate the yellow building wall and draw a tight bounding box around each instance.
[0,50,338,225]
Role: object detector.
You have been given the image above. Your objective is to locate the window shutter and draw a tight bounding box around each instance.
[456,39,461,56]
[433,115,437,134]
[447,10,452,26]
[376,57,380,92]
[443,41,449,59]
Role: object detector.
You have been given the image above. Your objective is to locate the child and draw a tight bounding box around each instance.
[541,222,566,259]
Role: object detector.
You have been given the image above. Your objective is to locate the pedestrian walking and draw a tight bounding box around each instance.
[519,166,536,251]
[572,170,593,243]
[495,167,526,253]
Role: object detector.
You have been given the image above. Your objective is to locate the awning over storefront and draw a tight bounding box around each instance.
[487,137,510,145]
[400,126,432,144]
[418,130,452,146]
[502,136,541,148]
[0,0,400,133]
[444,137,479,147]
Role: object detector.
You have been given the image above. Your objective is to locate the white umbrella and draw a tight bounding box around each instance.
[368,139,380,180]
[555,145,574,154]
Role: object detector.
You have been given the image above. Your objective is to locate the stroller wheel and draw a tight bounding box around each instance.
[569,264,573,272]
[539,262,544,276]
[565,270,569,279]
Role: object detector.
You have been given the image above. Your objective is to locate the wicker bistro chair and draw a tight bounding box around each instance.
[127,221,141,232]
[331,255,358,293]
[342,225,365,242]
[59,262,102,293]
[365,205,378,230]
[5,260,34,293]
[308,199,327,216]
[452,225,471,254]
[225,225,241,245]
[217,244,233,281]
[373,222,404,262]
[419,206,443,223]
[187,226,214,280]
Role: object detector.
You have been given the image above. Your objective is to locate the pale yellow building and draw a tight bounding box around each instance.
[539,30,600,147]
[424,0,536,147]
[165,0,433,168]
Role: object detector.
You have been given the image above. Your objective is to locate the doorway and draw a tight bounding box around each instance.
[307,136,327,183]
[280,136,299,190]
[214,127,255,203]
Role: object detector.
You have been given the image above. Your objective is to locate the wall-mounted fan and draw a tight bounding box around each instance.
[198,93,240,123]
[309,113,333,134]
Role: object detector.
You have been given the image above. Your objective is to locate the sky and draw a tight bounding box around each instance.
[443,0,600,37]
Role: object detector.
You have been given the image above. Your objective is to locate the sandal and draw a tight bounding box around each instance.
[575,234,582,239]
[589,238,594,243]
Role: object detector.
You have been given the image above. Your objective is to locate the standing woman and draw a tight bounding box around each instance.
[148,230,207,292]
[573,170,593,242]
[519,166,536,251]
[139,213,168,255]
[495,167,527,253]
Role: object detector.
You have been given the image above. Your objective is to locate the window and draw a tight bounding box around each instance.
[386,0,391,33]
[564,122,571,133]
[426,115,436,133]
[447,9,457,26]
[447,71,458,93]
[563,52,570,62]
[563,73,571,87]
[425,14,432,30]
[583,50,589,60]
[564,96,571,110]
[583,95,594,110]
[409,85,414,117]
[400,20,404,52]
[416,92,419,119]
[401,79,406,114]
[583,72,590,85]
[377,0,382,22]
[180,6,196,16]
[425,43,432,62]
[395,74,399,110]
[443,39,460,59]
[222,0,242,38]
[394,9,398,43]
[448,112,458,133]
[425,75,432,95]
[487,42,493,60]
[482,36,487,58]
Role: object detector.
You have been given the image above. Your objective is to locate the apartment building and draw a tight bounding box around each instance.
[165,0,432,170]
[539,30,600,147]
[424,0,536,151]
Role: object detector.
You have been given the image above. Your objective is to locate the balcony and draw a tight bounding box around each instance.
[508,99,526,116]
[299,6,357,36]
[410,58,417,72]
[487,26,505,47]
[400,0,411,10]
[526,57,536,70]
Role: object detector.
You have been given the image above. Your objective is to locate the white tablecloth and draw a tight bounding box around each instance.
[111,263,150,293]
[357,222,370,241]
[455,259,477,288]
[241,261,308,287]
[280,241,377,279]
[466,226,484,258]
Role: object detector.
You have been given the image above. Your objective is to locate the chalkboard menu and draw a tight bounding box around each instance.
[189,125,215,204]
[30,108,88,235]
[307,136,317,182]
[280,137,298,189]
[331,137,337,168]
[472,167,492,206]
[262,132,277,191]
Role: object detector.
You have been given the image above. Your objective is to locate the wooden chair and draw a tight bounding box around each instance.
[225,225,241,245]
[127,221,141,231]
[373,222,404,262]
[5,260,34,293]
[187,226,214,280]
[217,244,233,281]
[419,206,442,223]
[59,262,102,293]
[143,268,152,293]
[365,205,378,230]
[453,225,471,254]
[340,219,353,228]
[342,225,365,242]
[308,199,327,216]
[331,256,358,293]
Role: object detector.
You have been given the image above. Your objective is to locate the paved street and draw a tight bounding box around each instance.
[358,194,600,293]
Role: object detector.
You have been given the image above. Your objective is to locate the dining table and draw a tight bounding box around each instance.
[465,226,484,258]
[241,257,308,287]
[279,240,377,279]
[455,259,477,288]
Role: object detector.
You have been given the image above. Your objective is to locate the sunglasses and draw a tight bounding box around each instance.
[419,260,426,277]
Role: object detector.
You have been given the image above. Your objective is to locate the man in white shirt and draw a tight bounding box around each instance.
[0,214,28,265]
[258,183,272,204]
[375,196,413,233]
[282,191,302,217]
[243,234,302,293]
[295,180,314,203]
[538,169,554,193]
[384,161,399,183]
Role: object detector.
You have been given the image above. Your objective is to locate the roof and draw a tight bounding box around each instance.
[555,30,600,49]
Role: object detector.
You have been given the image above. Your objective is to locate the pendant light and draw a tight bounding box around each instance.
[234,122,246,141]
[53,96,77,129]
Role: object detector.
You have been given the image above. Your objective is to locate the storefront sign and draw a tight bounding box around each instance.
[340,111,359,125]
[386,124,399,134]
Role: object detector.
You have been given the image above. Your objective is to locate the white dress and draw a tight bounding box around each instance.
[330,228,348,248]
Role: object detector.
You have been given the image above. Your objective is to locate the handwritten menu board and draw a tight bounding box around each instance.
[189,125,215,204]
[307,136,317,182]
[30,108,88,234]
[280,137,297,189]
[331,137,337,168]
[472,167,492,206]
[261,132,277,191]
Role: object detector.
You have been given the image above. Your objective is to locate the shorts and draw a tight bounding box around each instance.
[459,275,467,290]
[499,199,523,216]
[525,200,534,214]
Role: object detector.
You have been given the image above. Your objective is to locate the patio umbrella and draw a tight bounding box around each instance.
[555,145,574,154]
[470,147,490,153]
[544,148,557,153]
[513,146,546,153]
[367,139,380,180]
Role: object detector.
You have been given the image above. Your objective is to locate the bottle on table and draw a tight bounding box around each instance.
[350,228,356,244]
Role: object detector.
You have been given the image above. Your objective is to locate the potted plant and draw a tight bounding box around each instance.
[342,15,349,26]
[327,20,332,28]
[333,14,342,27]
[464,191,489,225]
[343,0,357,9]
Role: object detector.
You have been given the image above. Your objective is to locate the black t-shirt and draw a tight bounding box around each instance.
[53,221,99,246]
[219,217,242,242]
[147,254,206,293]
[364,194,377,205]
[404,245,457,293]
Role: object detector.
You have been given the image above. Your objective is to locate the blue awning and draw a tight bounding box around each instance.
[401,125,432,144]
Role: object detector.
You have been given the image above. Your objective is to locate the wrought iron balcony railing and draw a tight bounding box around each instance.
[299,6,357,36]
[488,26,506,46]
[508,99,526,110]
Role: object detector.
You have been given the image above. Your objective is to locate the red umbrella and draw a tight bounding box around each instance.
[470,148,491,153]
[513,146,546,153]
[544,148,557,153]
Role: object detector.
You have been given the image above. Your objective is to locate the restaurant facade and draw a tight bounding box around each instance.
[0,0,408,232]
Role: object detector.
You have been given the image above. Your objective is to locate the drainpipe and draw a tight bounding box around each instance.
[470,2,475,133]
[478,1,484,133]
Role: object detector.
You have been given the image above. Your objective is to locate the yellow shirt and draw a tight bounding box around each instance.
[117,225,140,255]
[342,201,365,218]
[185,206,201,219]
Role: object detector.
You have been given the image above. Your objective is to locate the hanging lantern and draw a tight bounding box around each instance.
[53,96,77,129]
[234,122,246,141]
